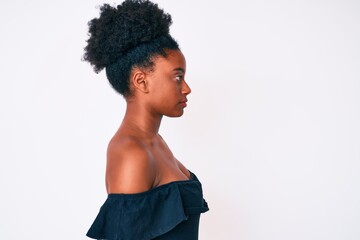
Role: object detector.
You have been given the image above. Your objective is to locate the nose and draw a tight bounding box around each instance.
[182,80,191,95]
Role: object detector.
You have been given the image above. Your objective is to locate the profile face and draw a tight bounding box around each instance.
[146,49,191,117]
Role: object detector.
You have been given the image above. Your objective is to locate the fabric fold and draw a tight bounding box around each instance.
[87,184,189,240]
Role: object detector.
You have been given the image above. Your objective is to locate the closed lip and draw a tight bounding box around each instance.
[179,99,188,107]
[179,98,188,103]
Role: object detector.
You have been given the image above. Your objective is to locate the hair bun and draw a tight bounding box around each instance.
[83,0,173,73]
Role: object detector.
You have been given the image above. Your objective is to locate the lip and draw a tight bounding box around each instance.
[179,99,188,107]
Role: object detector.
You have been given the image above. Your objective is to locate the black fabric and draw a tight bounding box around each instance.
[86,170,209,240]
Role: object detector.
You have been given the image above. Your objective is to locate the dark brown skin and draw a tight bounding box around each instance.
[106,49,192,194]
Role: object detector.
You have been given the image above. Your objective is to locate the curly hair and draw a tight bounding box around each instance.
[83,0,179,96]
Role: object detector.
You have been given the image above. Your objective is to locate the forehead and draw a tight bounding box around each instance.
[153,49,186,72]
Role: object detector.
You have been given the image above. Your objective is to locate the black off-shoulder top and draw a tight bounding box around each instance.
[86,170,209,240]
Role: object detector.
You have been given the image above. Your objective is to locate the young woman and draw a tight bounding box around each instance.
[84,0,209,239]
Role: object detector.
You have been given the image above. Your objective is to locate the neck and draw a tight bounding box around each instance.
[121,100,163,138]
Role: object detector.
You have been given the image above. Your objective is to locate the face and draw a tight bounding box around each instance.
[145,49,191,117]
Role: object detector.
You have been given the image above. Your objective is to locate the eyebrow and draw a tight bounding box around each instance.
[173,67,185,73]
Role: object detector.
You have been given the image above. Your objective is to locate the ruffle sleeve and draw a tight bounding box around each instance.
[86,181,207,240]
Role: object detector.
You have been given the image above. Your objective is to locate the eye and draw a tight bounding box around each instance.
[175,75,184,82]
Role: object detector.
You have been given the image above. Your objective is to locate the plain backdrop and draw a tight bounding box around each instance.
[0,0,359,239]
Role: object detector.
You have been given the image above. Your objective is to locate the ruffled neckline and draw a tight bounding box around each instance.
[108,170,197,198]
[87,169,208,240]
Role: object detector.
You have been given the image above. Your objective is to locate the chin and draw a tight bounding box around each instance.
[165,110,184,118]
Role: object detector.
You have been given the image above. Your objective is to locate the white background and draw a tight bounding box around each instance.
[1,0,359,239]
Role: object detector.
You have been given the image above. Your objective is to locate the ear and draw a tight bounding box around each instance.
[131,69,149,94]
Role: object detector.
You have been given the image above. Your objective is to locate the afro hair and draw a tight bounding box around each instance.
[83,0,179,96]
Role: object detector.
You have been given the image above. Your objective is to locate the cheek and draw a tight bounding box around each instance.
[152,81,178,97]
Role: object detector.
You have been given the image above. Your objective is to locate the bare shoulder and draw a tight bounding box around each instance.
[106,136,156,194]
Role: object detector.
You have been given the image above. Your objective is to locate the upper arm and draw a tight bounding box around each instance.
[105,138,156,194]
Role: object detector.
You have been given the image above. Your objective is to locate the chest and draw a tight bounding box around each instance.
[148,138,188,186]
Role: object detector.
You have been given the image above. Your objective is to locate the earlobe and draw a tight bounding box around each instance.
[131,70,149,93]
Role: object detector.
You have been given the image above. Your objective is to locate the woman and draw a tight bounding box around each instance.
[84,0,209,239]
